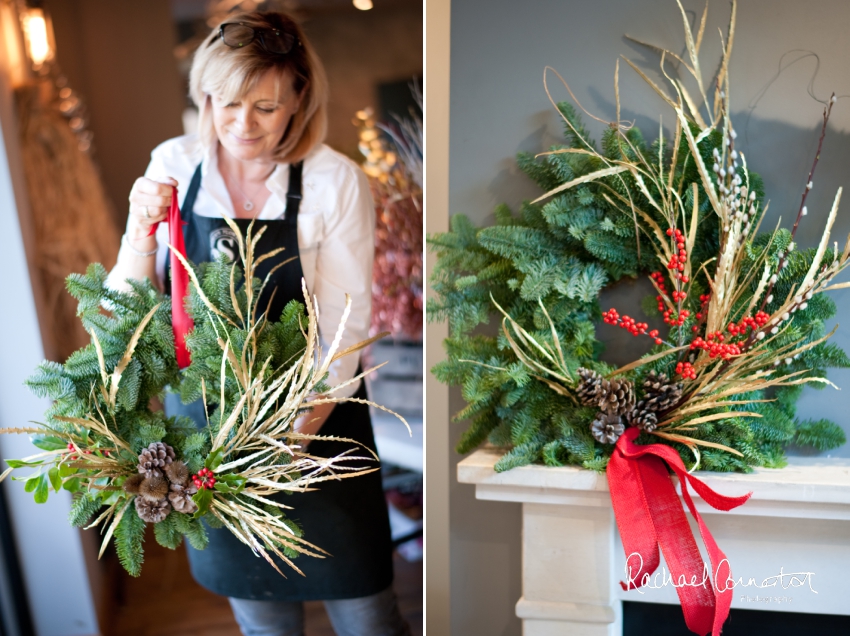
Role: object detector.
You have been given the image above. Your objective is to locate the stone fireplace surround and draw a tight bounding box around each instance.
[458,448,850,636]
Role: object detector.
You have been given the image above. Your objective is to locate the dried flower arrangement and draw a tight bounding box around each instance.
[1,219,406,578]
[355,93,423,341]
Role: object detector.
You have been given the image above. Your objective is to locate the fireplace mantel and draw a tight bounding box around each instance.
[458,449,850,635]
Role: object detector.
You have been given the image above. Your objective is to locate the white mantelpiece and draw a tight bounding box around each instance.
[458,449,850,636]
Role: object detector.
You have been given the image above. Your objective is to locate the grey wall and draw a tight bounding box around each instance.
[448,0,850,633]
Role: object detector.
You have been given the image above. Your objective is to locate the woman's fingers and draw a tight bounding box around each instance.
[132,203,168,223]
[133,176,177,194]
[128,177,177,229]
[133,192,172,211]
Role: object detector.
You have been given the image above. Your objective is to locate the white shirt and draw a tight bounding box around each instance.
[112,134,374,398]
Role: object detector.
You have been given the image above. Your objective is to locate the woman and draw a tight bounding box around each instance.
[108,12,408,636]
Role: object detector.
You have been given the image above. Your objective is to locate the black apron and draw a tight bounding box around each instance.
[163,163,393,601]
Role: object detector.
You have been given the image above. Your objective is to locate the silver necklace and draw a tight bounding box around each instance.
[230,167,274,212]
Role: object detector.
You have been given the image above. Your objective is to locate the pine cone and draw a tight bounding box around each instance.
[626,407,658,432]
[641,371,683,412]
[168,482,199,514]
[139,475,169,501]
[165,460,190,487]
[137,442,175,478]
[123,473,145,495]
[576,367,606,407]
[591,412,625,444]
[599,378,635,415]
[135,496,171,523]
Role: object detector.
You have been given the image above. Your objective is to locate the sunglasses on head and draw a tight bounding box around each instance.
[210,22,298,55]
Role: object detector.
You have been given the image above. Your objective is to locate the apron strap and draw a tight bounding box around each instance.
[284,161,304,223]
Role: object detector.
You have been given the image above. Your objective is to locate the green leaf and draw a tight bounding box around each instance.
[204,449,224,471]
[192,488,214,517]
[30,435,68,451]
[216,474,246,493]
[34,473,49,503]
[63,477,81,493]
[7,459,44,469]
[48,467,61,492]
[24,473,41,492]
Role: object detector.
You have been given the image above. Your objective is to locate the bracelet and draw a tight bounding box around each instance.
[122,233,158,257]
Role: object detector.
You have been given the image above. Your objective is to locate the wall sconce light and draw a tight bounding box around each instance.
[21,7,54,69]
[0,1,26,87]
[353,0,373,10]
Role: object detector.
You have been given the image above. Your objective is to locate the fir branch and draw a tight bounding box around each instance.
[114,503,146,577]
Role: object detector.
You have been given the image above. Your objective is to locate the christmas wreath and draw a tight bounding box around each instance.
[430,3,847,475]
[1,215,404,578]
[429,2,848,632]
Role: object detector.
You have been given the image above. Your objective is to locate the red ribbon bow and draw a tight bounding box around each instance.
[607,427,751,636]
[149,188,194,369]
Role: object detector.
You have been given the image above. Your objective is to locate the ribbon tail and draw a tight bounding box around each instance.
[642,455,715,635]
[654,444,751,635]
[608,433,660,591]
[677,470,746,635]
[613,430,753,636]
[167,187,194,368]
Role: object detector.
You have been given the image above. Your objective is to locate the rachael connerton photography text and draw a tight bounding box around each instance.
[624,553,818,595]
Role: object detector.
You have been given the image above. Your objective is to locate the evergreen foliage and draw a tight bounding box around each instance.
[173,512,209,551]
[115,505,146,577]
[795,418,847,451]
[429,104,848,472]
[69,493,101,528]
[153,513,183,550]
[179,254,308,434]
[9,247,311,576]
[4,222,386,580]
[27,265,179,438]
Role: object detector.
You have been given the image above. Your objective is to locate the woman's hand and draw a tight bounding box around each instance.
[109,176,177,293]
[126,176,177,239]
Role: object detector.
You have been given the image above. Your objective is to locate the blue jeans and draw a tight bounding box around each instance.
[228,586,411,636]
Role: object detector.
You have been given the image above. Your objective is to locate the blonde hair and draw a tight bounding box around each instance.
[189,11,328,164]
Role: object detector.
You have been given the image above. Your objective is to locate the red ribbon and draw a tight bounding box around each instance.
[149,188,194,369]
[607,428,751,636]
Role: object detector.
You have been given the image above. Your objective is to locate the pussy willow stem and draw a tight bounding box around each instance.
[663,95,839,417]
[740,93,835,353]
